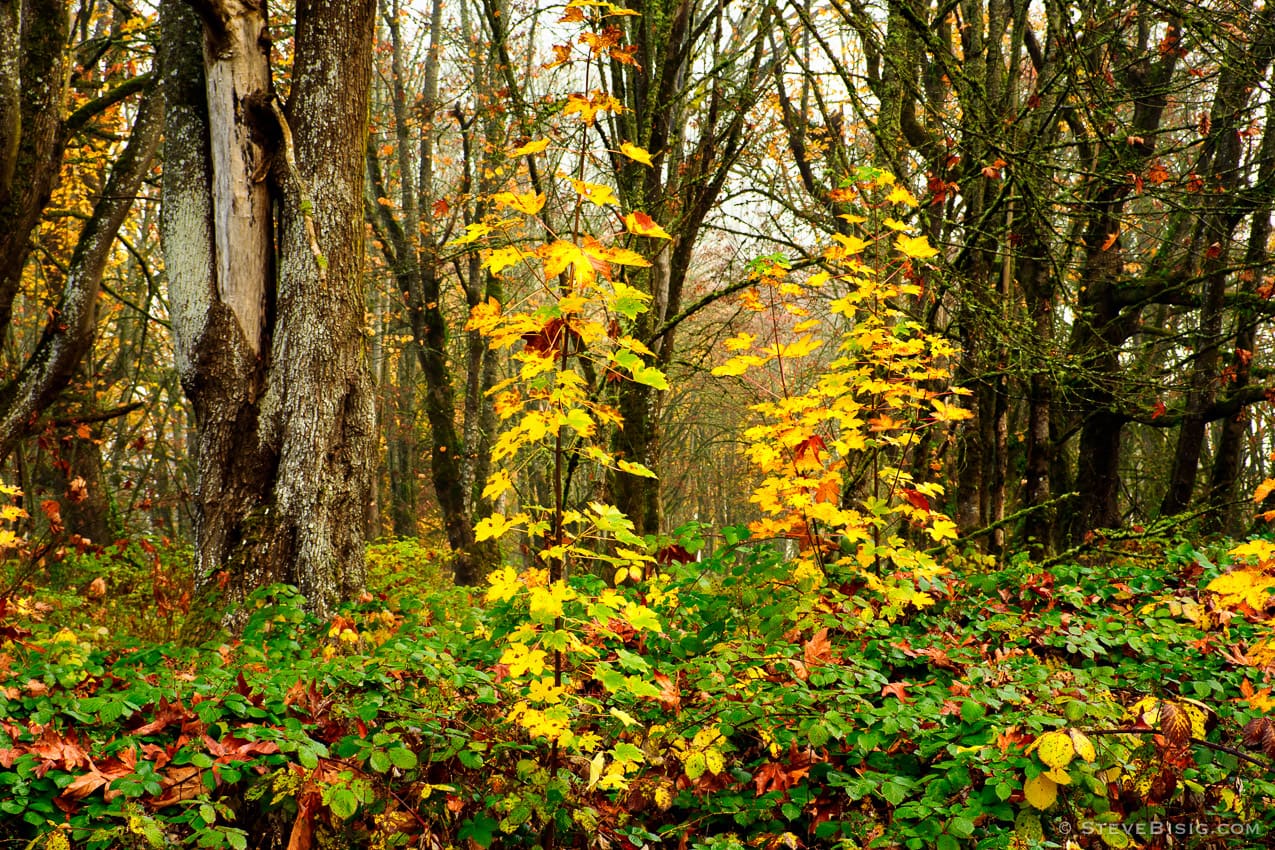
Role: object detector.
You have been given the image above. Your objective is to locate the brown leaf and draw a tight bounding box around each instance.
[653,672,681,712]
[1159,701,1191,748]
[30,726,89,770]
[1243,717,1275,757]
[60,770,109,800]
[149,765,205,807]
[287,793,317,850]
[880,682,911,703]
[803,628,833,667]
[753,762,796,796]
[131,697,195,737]
[60,752,135,802]
[40,500,63,534]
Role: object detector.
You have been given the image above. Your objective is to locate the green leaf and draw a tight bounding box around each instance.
[369,749,391,773]
[947,816,976,838]
[459,814,499,848]
[612,742,644,764]
[596,667,627,693]
[388,747,418,770]
[631,364,668,390]
[328,787,359,820]
[297,746,319,769]
[624,675,662,699]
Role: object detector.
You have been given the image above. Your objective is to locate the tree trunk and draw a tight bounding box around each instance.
[1161,16,1275,516]
[162,0,376,617]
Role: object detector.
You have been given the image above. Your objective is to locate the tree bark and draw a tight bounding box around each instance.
[162,0,376,616]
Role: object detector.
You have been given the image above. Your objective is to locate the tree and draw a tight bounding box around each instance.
[0,1,161,463]
[363,0,504,584]
[161,0,377,615]
[769,0,1275,550]
[600,0,776,535]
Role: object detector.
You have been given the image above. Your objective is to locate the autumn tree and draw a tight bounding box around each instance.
[770,0,1275,550]
[0,2,161,470]
[591,0,777,535]
[160,0,377,614]
[364,0,508,583]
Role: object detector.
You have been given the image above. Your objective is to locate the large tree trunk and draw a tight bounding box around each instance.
[162,0,376,617]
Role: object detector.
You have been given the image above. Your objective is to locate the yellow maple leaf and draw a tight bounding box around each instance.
[926,518,958,542]
[1207,569,1275,609]
[485,566,522,603]
[571,179,619,206]
[476,512,527,542]
[563,91,623,126]
[619,141,653,165]
[829,233,870,256]
[930,398,972,422]
[482,470,514,501]
[896,233,940,259]
[1229,539,1275,564]
[484,246,524,274]
[886,185,919,207]
[510,137,551,156]
[501,643,548,677]
[596,245,650,267]
[539,240,597,283]
[492,190,546,216]
[448,222,491,246]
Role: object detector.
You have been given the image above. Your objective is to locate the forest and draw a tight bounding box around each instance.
[2,0,1275,847]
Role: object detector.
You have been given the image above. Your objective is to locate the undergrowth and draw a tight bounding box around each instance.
[1,532,1274,849]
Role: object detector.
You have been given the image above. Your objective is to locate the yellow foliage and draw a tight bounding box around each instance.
[1207,568,1275,609]
[1023,774,1058,809]
[618,141,653,165]
[510,137,552,156]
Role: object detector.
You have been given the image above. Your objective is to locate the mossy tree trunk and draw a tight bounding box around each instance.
[161,0,376,617]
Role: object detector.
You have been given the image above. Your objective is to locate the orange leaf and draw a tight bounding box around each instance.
[287,793,317,850]
[881,681,911,703]
[653,672,681,711]
[623,211,671,239]
[1255,478,1275,503]
[803,628,832,667]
